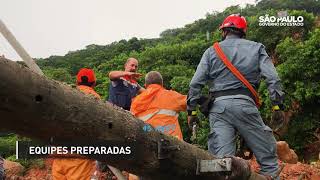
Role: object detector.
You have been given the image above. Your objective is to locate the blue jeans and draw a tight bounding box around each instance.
[207,95,279,179]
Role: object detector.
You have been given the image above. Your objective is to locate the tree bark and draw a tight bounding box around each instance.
[0,58,266,180]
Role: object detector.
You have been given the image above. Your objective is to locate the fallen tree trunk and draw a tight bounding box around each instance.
[0,58,266,180]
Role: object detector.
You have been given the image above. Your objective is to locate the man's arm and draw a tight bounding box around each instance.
[187,49,210,111]
[108,71,142,81]
[170,91,187,112]
[137,84,145,94]
[108,71,129,80]
[259,44,285,105]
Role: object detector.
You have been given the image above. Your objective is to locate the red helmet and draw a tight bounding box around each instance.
[76,68,96,85]
[219,14,247,33]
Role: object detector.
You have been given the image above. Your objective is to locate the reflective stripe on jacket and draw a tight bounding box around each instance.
[131,84,186,140]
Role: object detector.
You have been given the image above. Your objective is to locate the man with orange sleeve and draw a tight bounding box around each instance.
[131,71,186,140]
[51,68,98,180]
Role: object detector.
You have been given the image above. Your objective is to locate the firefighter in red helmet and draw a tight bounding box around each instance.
[76,68,100,99]
[187,14,285,179]
[52,68,100,180]
[219,14,247,40]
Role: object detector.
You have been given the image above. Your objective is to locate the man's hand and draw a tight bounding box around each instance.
[187,110,199,129]
[126,72,142,79]
[271,105,285,131]
[188,116,199,128]
[109,71,142,80]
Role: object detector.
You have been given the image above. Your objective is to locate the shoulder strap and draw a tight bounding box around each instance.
[213,42,261,107]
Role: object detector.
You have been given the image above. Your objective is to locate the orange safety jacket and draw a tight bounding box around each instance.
[52,85,100,180]
[52,158,96,180]
[77,85,101,99]
[131,84,186,140]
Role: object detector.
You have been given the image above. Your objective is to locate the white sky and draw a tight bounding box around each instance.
[0,0,255,61]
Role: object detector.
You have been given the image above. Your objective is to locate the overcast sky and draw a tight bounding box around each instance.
[0,0,255,61]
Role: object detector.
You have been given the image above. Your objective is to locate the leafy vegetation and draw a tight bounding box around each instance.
[0,134,45,170]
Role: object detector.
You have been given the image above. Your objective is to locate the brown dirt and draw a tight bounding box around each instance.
[5,159,116,180]
[303,141,320,162]
[277,141,298,164]
[5,158,320,180]
[250,158,320,180]
[3,160,24,178]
